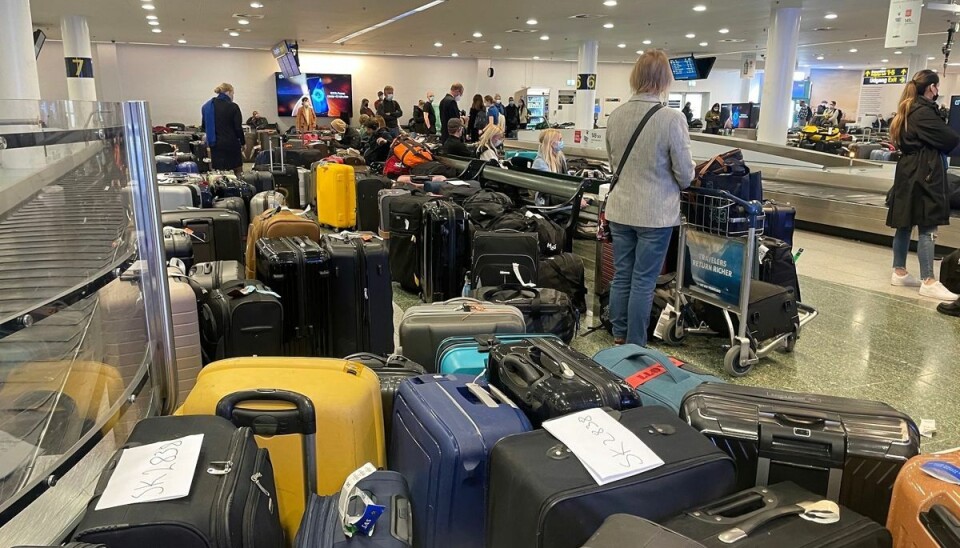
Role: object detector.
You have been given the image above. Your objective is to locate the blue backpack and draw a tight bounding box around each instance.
[593,344,724,412]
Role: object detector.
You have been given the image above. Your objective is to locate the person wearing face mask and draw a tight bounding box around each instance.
[505,96,520,138]
[360,98,375,118]
[705,103,721,134]
[494,94,505,115]
[374,91,385,113]
[201,82,245,176]
[484,95,501,129]
[424,92,438,134]
[377,85,403,139]
[295,97,316,134]
[439,83,465,143]
[532,129,567,174]
[330,118,361,150]
[362,120,392,164]
[476,124,505,163]
[887,69,960,303]
[412,100,428,134]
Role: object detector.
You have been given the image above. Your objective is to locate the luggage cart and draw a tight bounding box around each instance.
[661,187,817,376]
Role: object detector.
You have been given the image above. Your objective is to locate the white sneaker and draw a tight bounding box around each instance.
[919,281,960,302]
[891,272,921,287]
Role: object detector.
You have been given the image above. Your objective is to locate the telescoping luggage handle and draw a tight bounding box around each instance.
[921,504,960,547]
[216,389,318,504]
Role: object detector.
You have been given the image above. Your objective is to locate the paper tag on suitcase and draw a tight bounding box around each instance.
[921,461,960,485]
[543,410,665,485]
[95,434,204,511]
[652,303,675,341]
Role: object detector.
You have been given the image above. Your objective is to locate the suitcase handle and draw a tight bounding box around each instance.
[216,389,317,436]
[501,355,543,386]
[922,504,960,547]
[716,505,805,544]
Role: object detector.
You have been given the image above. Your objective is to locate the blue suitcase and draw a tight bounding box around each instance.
[436,334,562,377]
[593,344,723,413]
[177,161,200,174]
[390,375,531,548]
[761,201,796,246]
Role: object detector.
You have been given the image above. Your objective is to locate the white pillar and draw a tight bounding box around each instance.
[61,15,97,101]
[0,0,44,169]
[576,41,599,130]
[907,54,927,78]
[757,1,801,145]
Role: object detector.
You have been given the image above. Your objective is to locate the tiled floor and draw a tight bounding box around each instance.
[391,229,960,453]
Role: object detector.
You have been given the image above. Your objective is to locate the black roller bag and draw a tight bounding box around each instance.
[189,260,244,292]
[200,279,283,362]
[343,352,426,444]
[321,232,394,357]
[254,163,300,208]
[487,337,640,426]
[680,383,920,525]
[762,201,796,246]
[696,279,798,343]
[242,170,275,194]
[759,236,802,303]
[388,194,436,292]
[356,176,393,232]
[213,196,249,240]
[162,210,244,264]
[486,406,737,548]
[489,209,566,256]
[473,285,578,343]
[538,252,587,314]
[72,416,283,548]
[471,230,539,287]
[420,200,471,303]
[163,227,194,269]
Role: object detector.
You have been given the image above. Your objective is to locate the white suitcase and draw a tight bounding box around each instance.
[158,184,197,210]
[167,267,202,405]
[249,190,286,219]
[98,274,149,385]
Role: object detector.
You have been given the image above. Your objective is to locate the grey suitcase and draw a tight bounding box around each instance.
[397,297,526,372]
[158,184,197,210]
[250,190,286,219]
[378,188,410,239]
[298,166,314,209]
[854,143,881,160]
[869,149,886,161]
[188,260,244,292]
[213,196,249,240]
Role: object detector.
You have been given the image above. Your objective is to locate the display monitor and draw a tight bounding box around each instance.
[722,102,757,129]
[669,56,700,81]
[694,57,716,79]
[275,73,353,117]
[272,40,300,78]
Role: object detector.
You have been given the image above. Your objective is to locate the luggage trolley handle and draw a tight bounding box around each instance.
[755,408,846,501]
[216,389,318,503]
[685,186,764,220]
[921,504,960,547]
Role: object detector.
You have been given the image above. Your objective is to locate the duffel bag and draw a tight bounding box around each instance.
[473,285,578,342]
[463,189,515,229]
[489,209,566,256]
[393,135,434,167]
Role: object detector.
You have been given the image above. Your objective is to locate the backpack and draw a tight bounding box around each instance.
[392,135,433,168]
[488,209,566,256]
[463,190,515,229]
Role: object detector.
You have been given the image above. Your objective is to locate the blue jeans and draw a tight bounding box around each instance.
[609,223,673,346]
[387,127,400,140]
[893,225,937,280]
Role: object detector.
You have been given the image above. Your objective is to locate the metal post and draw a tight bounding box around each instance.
[123,100,178,415]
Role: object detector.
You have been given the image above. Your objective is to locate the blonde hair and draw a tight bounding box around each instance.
[375,116,386,129]
[537,129,566,174]
[891,69,939,145]
[629,50,672,96]
[358,114,371,126]
[477,124,504,150]
[214,82,235,94]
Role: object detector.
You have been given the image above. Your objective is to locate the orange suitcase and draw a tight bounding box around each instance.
[887,450,960,547]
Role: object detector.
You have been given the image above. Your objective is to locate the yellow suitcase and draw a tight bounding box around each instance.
[315,163,356,229]
[177,357,385,541]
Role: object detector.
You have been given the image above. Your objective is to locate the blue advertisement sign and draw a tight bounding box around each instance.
[684,231,745,307]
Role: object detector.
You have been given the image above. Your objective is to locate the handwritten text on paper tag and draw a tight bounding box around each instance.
[95,434,204,511]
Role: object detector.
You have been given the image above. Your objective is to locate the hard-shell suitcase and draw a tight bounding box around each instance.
[472,285,578,342]
[321,232,394,357]
[660,482,893,547]
[189,260,244,292]
[680,383,921,525]
[389,194,435,291]
[255,237,329,357]
[593,344,722,413]
[179,358,387,540]
[249,190,286,219]
[378,188,411,239]
[390,375,531,548]
[98,275,149,383]
[158,172,213,207]
[398,298,526,372]
[156,155,177,173]
[199,279,283,362]
[487,337,641,426]
[471,230,539,288]
[420,200,470,303]
[870,149,887,161]
[297,167,313,209]
[538,253,588,313]
[176,160,200,174]
[157,183,197,210]
[887,451,960,547]
[343,353,426,444]
[487,406,738,548]
[316,163,357,229]
[356,176,393,232]
[761,201,796,246]
[162,227,194,269]
[436,334,561,377]
[856,143,883,160]
[162,210,244,264]
[255,163,301,208]
[242,170,275,194]
[245,208,322,279]
[213,196,249,240]
[759,236,802,303]
[167,267,203,404]
[582,515,705,548]
[72,416,284,548]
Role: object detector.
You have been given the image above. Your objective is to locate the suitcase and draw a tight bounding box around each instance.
[167,267,203,404]
[245,208,322,279]
[356,176,393,232]
[255,237,329,357]
[472,285,578,342]
[179,358,387,541]
[159,132,193,149]
[592,344,722,413]
[870,149,887,161]
[316,163,357,229]
[213,196,249,240]
[660,482,893,547]
[377,188,410,239]
[98,275,149,383]
[487,337,641,426]
[398,298,526,372]
[242,170,275,193]
[189,260,244,292]
[162,227,194,270]
[249,190,286,219]
[321,232,394,357]
[420,200,470,303]
[696,279,798,344]
[463,189,515,229]
[488,210,566,257]
[887,451,960,547]
[390,375,531,548]
[297,167,313,209]
[72,416,284,548]
[762,201,796,246]
[199,279,283,362]
[176,161,199,174]
[680,383,921,525]
[471,230,539,288]
[210,177,255,203]
[759,236,802,303]
[436,334,561,377]
[158,173,213,208]
[388,194,435,291]
[942,248,960,293]
[255,163,301,208]
[582,515,705,548]
[157,183,197,210]
[343,353,426,444]
[156,155,177,173]
[487,406,738,548]
[855,143,883,160]
[162,210,244,265]
[155,140,175,155]
[538,252,588,313]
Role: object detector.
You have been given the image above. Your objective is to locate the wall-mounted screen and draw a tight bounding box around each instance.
[722,102,758,129]
[275,73,353,117]
[669,56,699,81]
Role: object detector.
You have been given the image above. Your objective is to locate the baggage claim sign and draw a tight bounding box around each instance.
[863,68,908,85]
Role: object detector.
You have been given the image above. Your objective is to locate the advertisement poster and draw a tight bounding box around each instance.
[275,73,353,117]
[684,231,745,307]
[885,0,922,49]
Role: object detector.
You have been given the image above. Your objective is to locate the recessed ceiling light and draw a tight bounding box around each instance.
[718,28,729,34]
[816,55,825,60]
[148,20,159,26]
[222,43,231,48]
[693,5,707,11]
[604,22,614,29]
[540,35,550,40]
[824,13,838,19]
[451,52,459,57]
[636,49,644,55]
[699,41,708,46]
[151,28,162,33]
[838,65,844,68]
[533,56,540,60]
[642,39,651,45]
[141,3,155,9]
[894,50,903,54]
[849,48,858,53]
[493,44,502,50]
[685,33,696,38]
[526,18,538,25]
[617,43,626,48]
[928,56,937,60]
[229,31,240,36]
[177,39,187,44]
[250,2,263,7]
[881,58,889,62]
[146,15,157,20]
[603,0,617,5]
[434,41,443,47]
[473,32,483,38]
[238,19,250,25]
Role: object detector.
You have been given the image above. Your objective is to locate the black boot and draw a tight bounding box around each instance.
[937,298,960,317]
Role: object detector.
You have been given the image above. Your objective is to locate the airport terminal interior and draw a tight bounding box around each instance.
[2,0,960,546]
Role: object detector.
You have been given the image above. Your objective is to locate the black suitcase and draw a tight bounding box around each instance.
[473,285,578,342]
[255,236,329,357]
[489,209,566,256]
[471,230,539,288]
[487,337,640,426]
[487,406,738,548]
[189,260,244,292]
[210,177,255,202]
[72,416,283,548]
[356,176,393,232]
[254,163,300,208]
[680,383,921,525]
[538,252,588,313]
[660,482,892,547]
[463,189,515,229]
[762,201,796,246]
[697,279,798,343]
[162,210,244,264]
[320,232,394,357]
[420,200,471,303]
[582,515,705,548]
[343,352,426,444]
[759,236,802,303]
[388,194,436,292]
[162,227,194,269]
[213,196,249,240]
[242,170,275,194]
[199,279,284,362]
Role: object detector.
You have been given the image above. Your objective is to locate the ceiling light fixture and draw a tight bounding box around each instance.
[838,65,844,68]
[334,0,447,44]
[617,43,626,48]
[824,13,838,19]
[642,39,651,45]
[527,18,538,25]
[718,28,729,34]
[636,49,644,55]
[149,21,159,26]
[849,48,858,52]
[151,28,162,33]
[693,5,707,11]
[816,55,824,60]
[540,35,550,40]
[238,19,250,25]
[928,56,937,60]
[604,22,614,29]
[229,31,239,36]
[222,43,231,48]
[178,39,187,44]
[250,2,263,7]
[473,32,483,38]
[699,41,708,46]
[434,41,443,47]
[533,56,540,60]
[451,52,459,57]
[141,3,155,9]
[894,50,903,54]
[146,15,157,20]
[881,58,889,62]
[603,0,617,5]
[493,44,502,49]
[685,33,696,38]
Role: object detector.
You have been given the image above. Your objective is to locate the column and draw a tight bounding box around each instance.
[0,0,44,169]
[95,42,123,102]
[61,15,97,101]
[576,41,599,130]
[757,1,802,145]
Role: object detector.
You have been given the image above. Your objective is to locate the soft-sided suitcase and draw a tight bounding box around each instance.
[389,194,436,291]
[242,170,275,193]
[316,163,357,229]
[398,298,526,372]
[940,248,960,293]
[156,155,177,173]
[179,358,387,541]
[391,375,531,548]
[167,267,203,404]
[255,237,329,357]
[487,337,640,426]
[249,190,286,219]
[582,515,705,548]
[538,252,588,314]
[593,344,722,413]
[72,416,284,548]
[162,210,244,264]
[762,201,796,245]
[420,200,470,303]
[213,196,249,240]
[487,406,738,548]
[680,383,921,525]
[356,176,393,232]
[887,451,960,547]
[189,260,244,292]
[321,232,394,357]
[199,279,283,362]
[471,230,539,288]
[436,334,561,377]
[661,482,892,547]
[377,188,410,239]
[245,208,322,279]
[759,236,802,303]
[697,279,798,344]
[472,285,578,343]
[343,353,426,444]
[488,210,566,257]
[463,189,515,229]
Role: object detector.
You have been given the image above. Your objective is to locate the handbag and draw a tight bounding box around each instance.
[597,104,664,242]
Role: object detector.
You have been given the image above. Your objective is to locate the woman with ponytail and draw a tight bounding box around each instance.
[888,69,960,301]
[200,82,245,176]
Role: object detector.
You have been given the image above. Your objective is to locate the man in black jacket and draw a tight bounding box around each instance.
[439,82,465,143]
[362,120,392,164]
[440,118,474,157]
[377,85,403,139]
[504,97,520,137]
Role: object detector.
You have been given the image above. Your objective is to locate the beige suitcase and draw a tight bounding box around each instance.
[167,266,202,405]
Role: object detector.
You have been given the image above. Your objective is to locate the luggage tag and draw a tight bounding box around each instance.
[338,463,385,537]
[652,303,676,341]
[228,285,282,299]
[921,461,960,485]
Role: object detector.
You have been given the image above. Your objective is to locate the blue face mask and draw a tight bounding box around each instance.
[554,141,565,152]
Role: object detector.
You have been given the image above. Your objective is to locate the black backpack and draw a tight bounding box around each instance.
[538,253,587,313]
[488,209,566,257]
[463,190,515,229]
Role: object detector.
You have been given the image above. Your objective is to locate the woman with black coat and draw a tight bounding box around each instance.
[887,69,960,302]
[200,82,245,176]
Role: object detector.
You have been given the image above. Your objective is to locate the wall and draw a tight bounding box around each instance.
[809,68,864,121]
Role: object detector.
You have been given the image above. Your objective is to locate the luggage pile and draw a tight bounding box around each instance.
[154,124,209,173]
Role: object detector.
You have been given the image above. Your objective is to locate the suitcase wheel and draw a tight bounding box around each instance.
[723,344,757,377]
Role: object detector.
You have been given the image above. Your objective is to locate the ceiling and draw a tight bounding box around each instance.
[28,0,960,69]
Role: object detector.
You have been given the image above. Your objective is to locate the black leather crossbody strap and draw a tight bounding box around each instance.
[609,103,665,194]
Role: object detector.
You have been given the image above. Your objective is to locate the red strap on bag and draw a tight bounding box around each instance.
[624,364,668,388]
